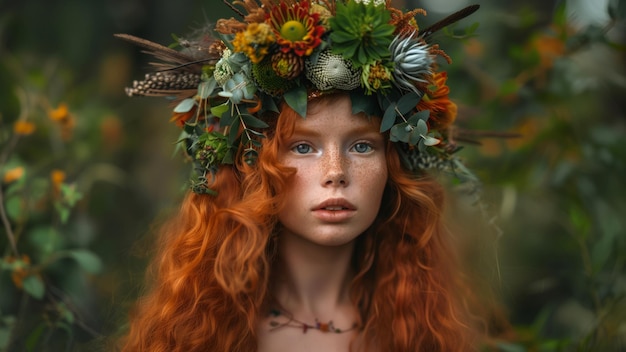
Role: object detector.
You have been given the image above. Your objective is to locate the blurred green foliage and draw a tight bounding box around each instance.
[0,0,625,351]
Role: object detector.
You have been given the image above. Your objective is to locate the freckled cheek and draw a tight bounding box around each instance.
[352,157,388,190]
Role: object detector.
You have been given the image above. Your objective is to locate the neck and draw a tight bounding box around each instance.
[273,231,356,321]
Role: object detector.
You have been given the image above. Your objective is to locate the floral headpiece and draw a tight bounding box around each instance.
[117,0,481,194]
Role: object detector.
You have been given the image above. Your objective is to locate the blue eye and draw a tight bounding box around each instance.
[352,143,373,153]
[292,144,312,154]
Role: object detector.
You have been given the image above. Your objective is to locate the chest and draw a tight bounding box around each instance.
[257,317,366,352]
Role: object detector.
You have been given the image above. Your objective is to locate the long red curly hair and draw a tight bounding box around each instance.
[119,94,487,351]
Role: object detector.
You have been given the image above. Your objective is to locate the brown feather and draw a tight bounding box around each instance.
[115,33,214,73]
[421,4,480,39]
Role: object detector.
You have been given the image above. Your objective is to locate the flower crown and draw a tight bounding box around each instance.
[117,0,481,194]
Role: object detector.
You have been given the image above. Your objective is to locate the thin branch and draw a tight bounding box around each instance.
[0,88,29,257]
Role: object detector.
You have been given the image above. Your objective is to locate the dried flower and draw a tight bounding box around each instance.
[232,23,276,64]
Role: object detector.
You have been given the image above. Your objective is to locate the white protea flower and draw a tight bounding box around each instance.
[214,48,234,86]
[305,50,361,91]
[353,0,386,6]
[390,33,433,94]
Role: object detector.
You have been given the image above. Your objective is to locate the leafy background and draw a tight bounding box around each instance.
[0,0,624,351]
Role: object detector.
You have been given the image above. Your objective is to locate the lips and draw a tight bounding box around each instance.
[313,198,356,211]
[312,198,356,222]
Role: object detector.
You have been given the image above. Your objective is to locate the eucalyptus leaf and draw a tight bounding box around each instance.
[396,91,421,114]
[416,119,428,135]
[407,110,430,124]
[390,123,409,142]
[409,129,421,145]
[350,91,378,116]
[173,98,196,113]
[380,103,397,132]
[423,135,441,146]
[284,86,308,118]
[198,79,216,99]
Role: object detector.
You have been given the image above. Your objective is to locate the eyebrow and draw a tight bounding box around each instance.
[291,124,382,139]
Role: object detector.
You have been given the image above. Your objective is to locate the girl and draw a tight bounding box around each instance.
[118,1,497,350]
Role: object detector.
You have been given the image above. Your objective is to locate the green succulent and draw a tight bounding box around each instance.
[329,0,395,68]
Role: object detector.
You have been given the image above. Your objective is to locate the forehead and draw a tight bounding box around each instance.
[293,95,381,134]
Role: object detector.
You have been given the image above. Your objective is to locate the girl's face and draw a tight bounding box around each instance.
[277,95,388,247]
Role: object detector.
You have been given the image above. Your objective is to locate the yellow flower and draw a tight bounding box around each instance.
[13,121,36,135]
[232,23,276,64]
[3,167,25,184]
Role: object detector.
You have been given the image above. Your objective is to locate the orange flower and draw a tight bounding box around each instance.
[463,38,484,59]
[170,105,201,128]
[13,120,36,135]
[51,169,66,195]
[531,33,565,70]
[48,102,76,141]
[3,166,24,184]
[8,255,31,289]
[417,72,457,130]
[267,1,324,56]
[49,103,70,122]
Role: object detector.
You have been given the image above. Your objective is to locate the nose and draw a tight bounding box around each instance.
[322,147,349,187]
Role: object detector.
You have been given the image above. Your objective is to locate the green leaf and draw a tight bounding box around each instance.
[25,323,45,352]
[67,249,103,273]
[241,114,269,129]
[284,86,308,118]
[29,227,63,259]
[210,102,229,118]
[220,105,234,127]
[173,98,196,113]
[0,328,9,349]
[0,316,15,349]
[6,195,23,221]
[22,275,45,300]
[228,117,241,145]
